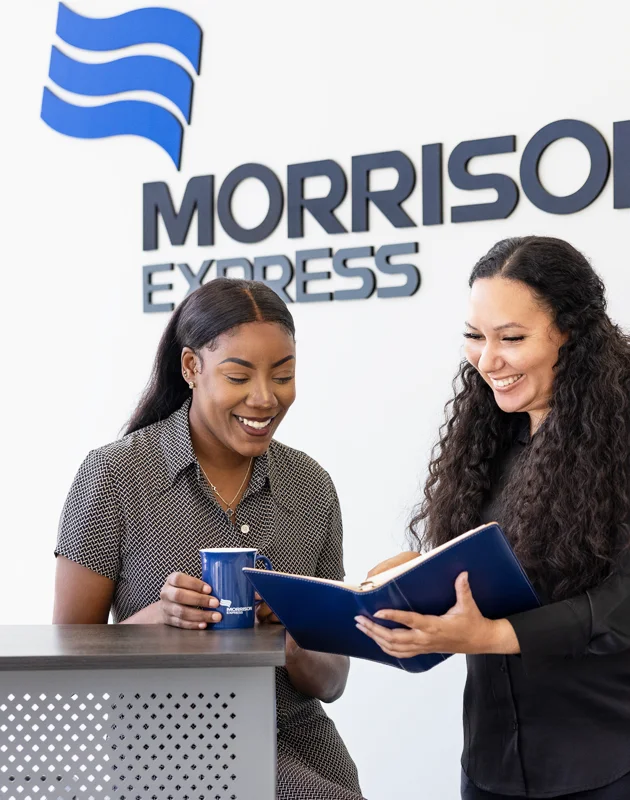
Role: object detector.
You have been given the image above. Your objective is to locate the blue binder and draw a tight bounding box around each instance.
[244,522,540,672]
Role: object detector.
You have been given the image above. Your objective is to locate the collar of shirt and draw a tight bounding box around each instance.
[157,400,296,512]
[510,412,531,446]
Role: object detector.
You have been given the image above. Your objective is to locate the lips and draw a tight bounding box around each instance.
[490,374,525,392]
[234,414,277,437]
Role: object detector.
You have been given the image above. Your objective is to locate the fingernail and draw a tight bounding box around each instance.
[374,611,384,619]
[212,613,222,622]
[198,622,207,629]
[202,584,212,594]
[208,598,218,608]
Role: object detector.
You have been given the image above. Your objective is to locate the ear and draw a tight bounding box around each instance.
[181,348,201,384]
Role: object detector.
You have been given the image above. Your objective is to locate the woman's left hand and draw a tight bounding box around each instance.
[355,572,520,657]
[255,592,280,624]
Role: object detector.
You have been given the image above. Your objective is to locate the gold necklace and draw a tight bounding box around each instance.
[200,457,253,521]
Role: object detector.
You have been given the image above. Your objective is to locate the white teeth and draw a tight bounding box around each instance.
[494,374,523,388]
[237,416,273,430]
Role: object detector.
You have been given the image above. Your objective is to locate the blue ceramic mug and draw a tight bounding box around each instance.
[199,548,273,630]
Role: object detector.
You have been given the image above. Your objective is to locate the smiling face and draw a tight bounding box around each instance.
[463,277,567,431]
[183,321,296,459]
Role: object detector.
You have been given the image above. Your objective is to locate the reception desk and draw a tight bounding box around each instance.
[0,624,286,800]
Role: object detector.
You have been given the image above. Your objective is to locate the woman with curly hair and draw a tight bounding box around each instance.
[357,236,630,799]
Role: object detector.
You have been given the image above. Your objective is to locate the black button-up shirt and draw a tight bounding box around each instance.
[463,414,630,797]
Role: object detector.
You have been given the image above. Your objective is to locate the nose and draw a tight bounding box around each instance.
[246,378,279,410]
[477,340,505,375]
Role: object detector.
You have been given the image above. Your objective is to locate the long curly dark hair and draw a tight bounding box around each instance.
[411,236,630,600]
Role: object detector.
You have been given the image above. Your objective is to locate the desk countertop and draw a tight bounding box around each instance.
[0,624,287,670]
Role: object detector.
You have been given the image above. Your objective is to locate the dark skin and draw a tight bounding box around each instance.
[53,321,349,703]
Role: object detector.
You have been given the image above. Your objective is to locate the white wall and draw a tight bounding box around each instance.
[3,2,630,798]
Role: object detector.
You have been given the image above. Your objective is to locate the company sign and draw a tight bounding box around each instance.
[41,3,202,169]
[143,118,629,309]
[39,6,630,312]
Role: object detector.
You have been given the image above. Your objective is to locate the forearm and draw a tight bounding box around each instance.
[119,602,161,624]
[484,618,520,654]
[285,635,349,703]
[506,553,630,666]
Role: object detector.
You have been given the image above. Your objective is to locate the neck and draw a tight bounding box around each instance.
[188,403,250,473]
[527,407,550,436]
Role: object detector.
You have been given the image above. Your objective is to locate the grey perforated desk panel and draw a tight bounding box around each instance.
[0,625,286,800]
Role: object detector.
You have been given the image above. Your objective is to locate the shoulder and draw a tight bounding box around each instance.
[73,417,171,491]
[268,439,334,485]
[267,440,338,503]
[91,419,166,471]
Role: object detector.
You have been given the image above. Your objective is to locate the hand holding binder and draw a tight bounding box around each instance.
[355,570,522,659]
[244,522,540,672]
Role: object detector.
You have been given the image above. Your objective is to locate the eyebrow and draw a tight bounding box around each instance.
[465,322,528,332]
[218,355,295,369]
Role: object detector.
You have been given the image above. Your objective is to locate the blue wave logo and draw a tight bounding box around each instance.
[40,3,203,169]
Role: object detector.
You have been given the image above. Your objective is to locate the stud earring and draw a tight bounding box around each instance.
[188,381,195,390]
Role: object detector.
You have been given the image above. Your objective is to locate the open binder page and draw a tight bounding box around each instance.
[245,522,497,592]
[359,522,495,590]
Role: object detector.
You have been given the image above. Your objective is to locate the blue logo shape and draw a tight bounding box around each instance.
[41,3,203,169]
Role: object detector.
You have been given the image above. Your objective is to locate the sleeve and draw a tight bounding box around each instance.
[55,449,123,581]
[507,546,630,671]
[314,476,346,582]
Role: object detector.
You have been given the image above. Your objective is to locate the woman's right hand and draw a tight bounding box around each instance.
[366,551,418,579]
[156,572,223,629]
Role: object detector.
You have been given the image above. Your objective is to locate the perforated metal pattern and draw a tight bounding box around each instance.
[0,689,110,798]
[0,667,275,800]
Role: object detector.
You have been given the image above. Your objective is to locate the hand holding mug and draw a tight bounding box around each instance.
[158,571,223,629]
[200,548,273,629]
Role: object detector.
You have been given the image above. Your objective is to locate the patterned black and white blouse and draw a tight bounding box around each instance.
[55,400,364,800]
